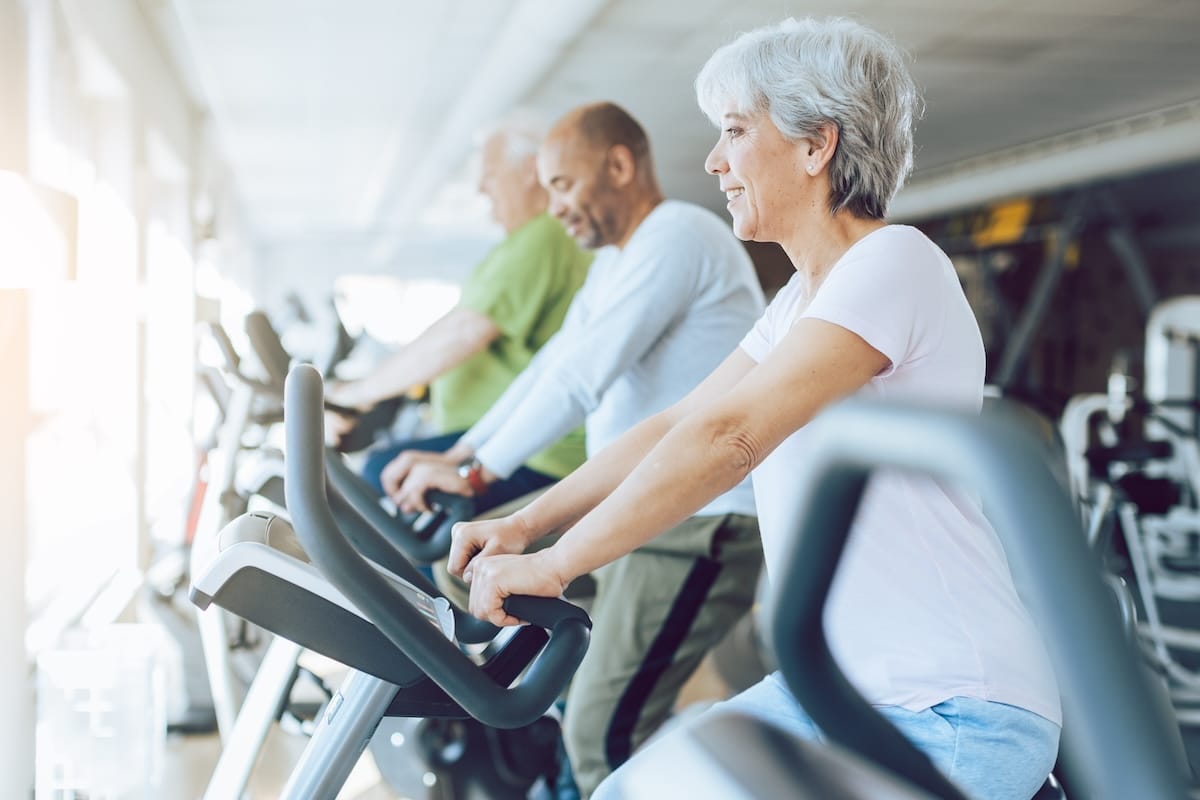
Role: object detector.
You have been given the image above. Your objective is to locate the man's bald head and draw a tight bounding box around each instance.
[549,102,652,169]
[538,102,664,250]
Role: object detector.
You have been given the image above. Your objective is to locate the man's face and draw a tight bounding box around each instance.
[478,134,534,232]
[537,136,617,250]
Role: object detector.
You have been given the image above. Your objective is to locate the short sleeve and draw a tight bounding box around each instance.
[739,310,774,364]
[799,227,946,377]
[739,273,801,363]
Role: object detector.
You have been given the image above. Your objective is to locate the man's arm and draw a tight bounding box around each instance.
[391,244,690,510]
[469,241,698,479]
[455,320,573,457]
[327,307,499,410]
[387,331,576,510]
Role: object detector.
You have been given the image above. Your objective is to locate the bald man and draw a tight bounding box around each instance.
[389,102,765,797]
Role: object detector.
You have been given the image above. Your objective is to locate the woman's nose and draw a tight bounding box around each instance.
[704,142,727,175]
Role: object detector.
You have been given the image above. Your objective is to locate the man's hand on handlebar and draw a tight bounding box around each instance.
[393,460,473,513]
[381,450,458,499]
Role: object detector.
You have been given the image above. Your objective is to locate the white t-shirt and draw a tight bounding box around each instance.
[466,200,763,518]
[740,225,1061,724]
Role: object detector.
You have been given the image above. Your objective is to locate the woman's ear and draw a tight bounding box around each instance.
[806,123,839,175]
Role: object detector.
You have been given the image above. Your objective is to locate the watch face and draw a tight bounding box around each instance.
[456,458,487,494]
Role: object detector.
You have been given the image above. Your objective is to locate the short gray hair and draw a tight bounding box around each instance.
[695,17,921,219]
[478,109,548,163]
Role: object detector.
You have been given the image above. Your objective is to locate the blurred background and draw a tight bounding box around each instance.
[2,0,1200,797]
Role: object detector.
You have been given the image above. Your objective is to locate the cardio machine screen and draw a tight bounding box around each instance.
[382,572,457,641]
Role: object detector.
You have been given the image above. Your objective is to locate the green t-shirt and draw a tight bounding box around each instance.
[431,213,590,478]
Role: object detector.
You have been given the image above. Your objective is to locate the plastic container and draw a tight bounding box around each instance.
[36,624,166,799]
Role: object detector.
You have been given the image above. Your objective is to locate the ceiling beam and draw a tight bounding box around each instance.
[892,99,1200,222]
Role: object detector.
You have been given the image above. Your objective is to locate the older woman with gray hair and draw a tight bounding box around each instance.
[448,17,1061,799]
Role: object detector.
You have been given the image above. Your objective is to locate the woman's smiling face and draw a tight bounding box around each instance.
[704,105,810,243]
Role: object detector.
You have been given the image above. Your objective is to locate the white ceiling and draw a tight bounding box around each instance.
[152,0,1200,274]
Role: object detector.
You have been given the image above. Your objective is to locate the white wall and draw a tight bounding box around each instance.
[57,0,198,172]
[0,2,248,795]
[0,0,36,793]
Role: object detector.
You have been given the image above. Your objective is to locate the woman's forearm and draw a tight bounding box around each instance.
[543,410,753,580]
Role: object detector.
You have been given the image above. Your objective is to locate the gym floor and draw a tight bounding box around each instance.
[161,726,397,799]
[161,652,734,799]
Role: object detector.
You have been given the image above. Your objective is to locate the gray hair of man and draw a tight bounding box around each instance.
[695,17,921,220]
[476,109,549,164]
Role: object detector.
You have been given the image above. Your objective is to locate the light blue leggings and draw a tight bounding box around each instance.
[594,671,1060,800]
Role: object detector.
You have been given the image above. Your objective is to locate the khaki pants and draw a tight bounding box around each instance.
[435,502,762,799]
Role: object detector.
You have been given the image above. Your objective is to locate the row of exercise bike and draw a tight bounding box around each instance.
[158,303,1200,798]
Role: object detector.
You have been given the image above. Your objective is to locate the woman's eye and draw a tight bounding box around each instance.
[724,127,742,139]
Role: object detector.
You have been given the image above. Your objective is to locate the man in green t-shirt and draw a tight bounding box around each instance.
[326,116,590,512]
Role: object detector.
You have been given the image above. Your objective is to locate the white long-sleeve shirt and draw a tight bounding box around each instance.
[463,200,764,518]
